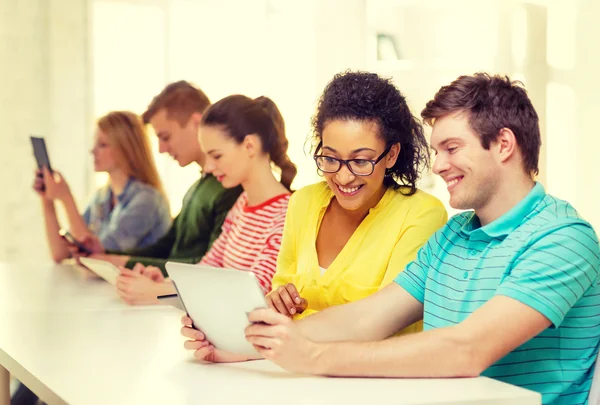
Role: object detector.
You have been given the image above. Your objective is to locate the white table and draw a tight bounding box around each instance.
[0,262,542,405]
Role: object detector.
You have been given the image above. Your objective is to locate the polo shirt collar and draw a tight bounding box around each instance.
[460,182,546,239]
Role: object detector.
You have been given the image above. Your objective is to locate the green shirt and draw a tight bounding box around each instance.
[119,174,242,275]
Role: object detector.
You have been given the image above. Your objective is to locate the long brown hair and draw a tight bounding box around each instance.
[97,111,166,196]
[201,95,297,190]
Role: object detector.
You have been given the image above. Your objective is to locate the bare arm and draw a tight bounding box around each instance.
[59,190,90,240]
[297,283,423,342]
[306,222,600,378]
[42,168,91,240]
[40,199,70,263]
[313,295,551,377]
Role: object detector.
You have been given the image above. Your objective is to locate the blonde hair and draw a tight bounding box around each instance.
[97,111,166,197]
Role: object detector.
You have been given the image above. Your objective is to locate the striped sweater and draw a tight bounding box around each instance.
[200,192,290,294]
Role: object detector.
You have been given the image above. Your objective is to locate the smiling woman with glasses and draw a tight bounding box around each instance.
[263,71,448,331]
[181,71,449,363]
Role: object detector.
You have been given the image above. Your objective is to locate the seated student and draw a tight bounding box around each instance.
[117,94,296,303]
[33,111,171,263]
[182,73,600,405]
[266,71,447,331]
[79,81,241,275]
[20,111,171,405]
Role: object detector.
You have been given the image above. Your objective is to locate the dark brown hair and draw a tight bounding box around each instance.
[142,80,210,126]
[201,95,297,190]
[311,71,429,196]
[421,73,541,176]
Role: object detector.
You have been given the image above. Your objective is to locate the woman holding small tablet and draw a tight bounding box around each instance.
[33,111,171,263]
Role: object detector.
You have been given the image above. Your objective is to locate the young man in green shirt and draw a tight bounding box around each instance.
[85,81,241,275]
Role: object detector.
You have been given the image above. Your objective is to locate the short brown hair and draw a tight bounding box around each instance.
[421,73,541,176]
[142,80,210,126]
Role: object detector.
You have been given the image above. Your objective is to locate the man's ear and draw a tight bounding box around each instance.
[495,128,517,164]
[189,112,203,128]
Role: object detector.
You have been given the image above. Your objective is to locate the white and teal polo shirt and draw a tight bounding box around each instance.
[395,182,600,405]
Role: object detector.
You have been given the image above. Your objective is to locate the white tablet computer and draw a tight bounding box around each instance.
[165,262,267,357]
[79,257,120,285]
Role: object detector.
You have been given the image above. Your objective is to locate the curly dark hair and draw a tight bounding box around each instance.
[310,71,429,195]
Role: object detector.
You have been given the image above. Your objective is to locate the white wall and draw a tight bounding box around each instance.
[2,0,599,263]
[86,0,600,230]
[536,0,600,230]
[90,0,369,213]
[0,0,90,262]
[570,0,600,230]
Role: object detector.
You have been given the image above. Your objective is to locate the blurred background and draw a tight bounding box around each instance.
[1,0,598,262]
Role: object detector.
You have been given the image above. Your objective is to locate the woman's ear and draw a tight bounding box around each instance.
[243,134,261,158]
[385,143,401,169]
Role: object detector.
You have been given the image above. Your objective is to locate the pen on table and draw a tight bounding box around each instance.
[157,293,178,300]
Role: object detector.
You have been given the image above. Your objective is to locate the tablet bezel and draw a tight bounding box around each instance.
[166,262,267,356]
[79,257,120,285]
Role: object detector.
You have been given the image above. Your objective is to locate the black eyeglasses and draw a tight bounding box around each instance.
[313,145,391,176]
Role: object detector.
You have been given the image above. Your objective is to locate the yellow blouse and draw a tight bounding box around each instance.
[271,182,447,334]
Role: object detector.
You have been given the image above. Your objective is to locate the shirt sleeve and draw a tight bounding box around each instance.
[98,190,169,251]
[382,200,447,287]
[495,220,600,327]
[270,193,298,292]
[394,231,440,304]
[120,222,176,259]
[82,204,91,226]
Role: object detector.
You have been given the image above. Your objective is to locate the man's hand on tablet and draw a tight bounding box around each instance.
[266,283,308,318]
[181,315,260,363]
[245,308,322,375]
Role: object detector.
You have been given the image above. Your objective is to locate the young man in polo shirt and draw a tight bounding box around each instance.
[183,73,600,405]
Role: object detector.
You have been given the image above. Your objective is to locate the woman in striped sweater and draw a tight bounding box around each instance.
[117,95,296,303]
[195,95,296,293]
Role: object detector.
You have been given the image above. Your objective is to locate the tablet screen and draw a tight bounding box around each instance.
[30,136,53,172]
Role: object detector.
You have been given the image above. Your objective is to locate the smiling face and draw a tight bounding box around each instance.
[199,124,252,189]
[149,108,203,167]
[430,112,501,212]
[319,119,399,212]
